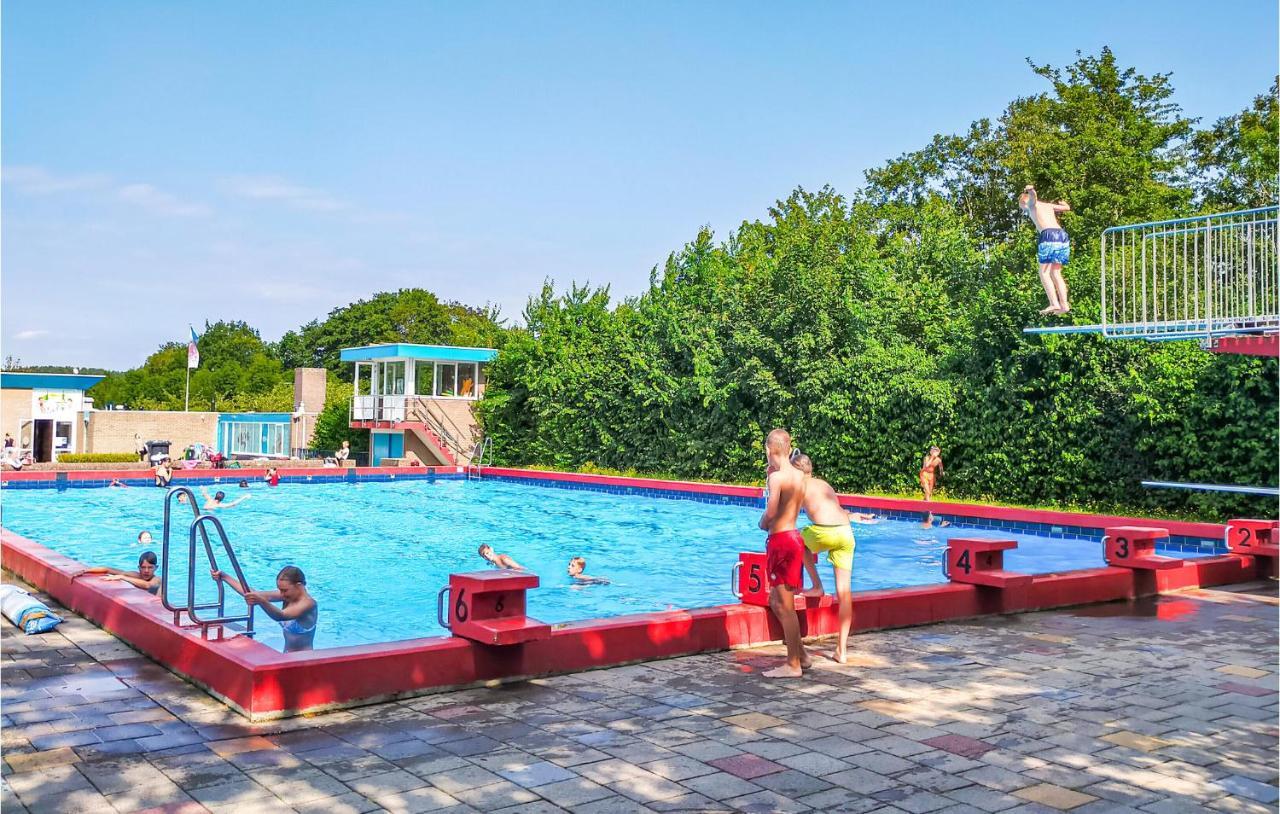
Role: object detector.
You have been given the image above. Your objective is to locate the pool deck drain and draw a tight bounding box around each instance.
[3,581,1276,813]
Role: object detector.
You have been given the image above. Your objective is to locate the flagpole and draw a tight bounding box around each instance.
[185,364,190,412]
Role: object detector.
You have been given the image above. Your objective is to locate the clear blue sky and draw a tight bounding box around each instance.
[4,1,1276,368]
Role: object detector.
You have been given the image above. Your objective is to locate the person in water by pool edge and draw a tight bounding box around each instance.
[479,544,526,570]
[568,557,609,585]
[211,565,317,652]
[74,551,161,594]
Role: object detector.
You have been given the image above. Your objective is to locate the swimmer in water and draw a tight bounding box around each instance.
[478,543,526,570]
[920,511,952,529]
[137,530,153,546]
[568,557,609,585]
[200,486,250,510]
[211,565,317,652]
[74,551,161,594]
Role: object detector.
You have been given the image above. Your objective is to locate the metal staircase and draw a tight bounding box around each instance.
[159,486,256,640]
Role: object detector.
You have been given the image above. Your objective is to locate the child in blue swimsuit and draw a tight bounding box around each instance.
[211,565,317,652]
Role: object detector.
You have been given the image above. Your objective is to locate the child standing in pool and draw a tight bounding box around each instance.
[211,565,317,652]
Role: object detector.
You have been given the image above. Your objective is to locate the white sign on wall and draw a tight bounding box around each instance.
[32,389,84,418]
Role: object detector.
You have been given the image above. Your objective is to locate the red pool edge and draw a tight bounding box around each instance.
[1,466,1264,720]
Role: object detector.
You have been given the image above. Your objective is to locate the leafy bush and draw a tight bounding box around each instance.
[58,453,139,463]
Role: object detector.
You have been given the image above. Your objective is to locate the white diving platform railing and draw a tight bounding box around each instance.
[1101,206,1279,341]
[1141,480,1279,498]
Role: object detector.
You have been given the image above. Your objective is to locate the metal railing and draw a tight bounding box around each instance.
[159,486,255,640]
[467,437,493,480]
[351,394,407,422]
[411,400,473,461]
[1101,206,1279,341]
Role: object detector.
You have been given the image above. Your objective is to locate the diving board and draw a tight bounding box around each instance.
[1141,481,1280,498]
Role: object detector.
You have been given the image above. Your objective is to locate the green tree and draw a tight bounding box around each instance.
[1190,79,1279,210]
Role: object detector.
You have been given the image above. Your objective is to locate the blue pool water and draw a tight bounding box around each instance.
[3,478,1123,651]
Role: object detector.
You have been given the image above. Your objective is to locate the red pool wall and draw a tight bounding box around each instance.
[1,466,1262,719]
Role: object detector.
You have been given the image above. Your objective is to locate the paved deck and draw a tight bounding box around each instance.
[2,580,1276,814]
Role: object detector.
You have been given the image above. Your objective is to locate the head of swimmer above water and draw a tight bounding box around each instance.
[568,557,586,577]
[275,566,307,601]
[213,490,226,503]
[478,543,494,561]
[138,551,158,580]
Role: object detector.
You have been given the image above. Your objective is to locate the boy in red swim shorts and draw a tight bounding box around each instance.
[758,428,810,678]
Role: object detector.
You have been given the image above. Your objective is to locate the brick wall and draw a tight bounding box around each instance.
[293,368,326,414]
[86,411,220,456]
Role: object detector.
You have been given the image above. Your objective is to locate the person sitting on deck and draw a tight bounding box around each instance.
[211,565,318,652]
[791,453,856,665]
[74,551,161,594]
[478,543,525,570]
[334,440,351,462]
[568,556,609,585]
[201,486,250,510]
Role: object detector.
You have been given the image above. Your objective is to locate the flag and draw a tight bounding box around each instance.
[187,326,200,369]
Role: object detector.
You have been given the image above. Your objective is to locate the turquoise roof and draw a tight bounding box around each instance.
[339,343,498,363]
[1,372,106,391]
[217,412,292,423]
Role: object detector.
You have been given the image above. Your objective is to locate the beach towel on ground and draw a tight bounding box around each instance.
[0,584,63,634]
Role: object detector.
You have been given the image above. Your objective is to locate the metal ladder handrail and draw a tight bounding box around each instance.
[159,486,225,624]
[185,514,256,639]
[467,437,493,480]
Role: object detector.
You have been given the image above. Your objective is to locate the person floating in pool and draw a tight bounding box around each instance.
[567,557,609,585]
[791,453,856,664]
[211,565,317,652]
[109,478,130,488]
[200,486,250,510]
[478,543,526,570]
[137,530,153,546]
[920,511,951,529]
[74,551,161,594]
[1019,184,1071,315]
[759,428,810,679]
[919,446,944,502]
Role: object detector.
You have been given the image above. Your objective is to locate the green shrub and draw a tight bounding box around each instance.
[58,453,140,463]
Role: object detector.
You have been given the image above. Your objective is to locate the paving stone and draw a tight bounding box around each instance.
[449,781,539,809]
[533,777,614,807]
[725,788,812,813]
[679,771,764,801]
[707,753,785,780]
[1100,732,1170,753]
[1013,783,1099,810]
[367,784,461,813]
[1212,775,1279,804]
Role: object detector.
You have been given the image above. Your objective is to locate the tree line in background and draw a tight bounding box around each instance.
[478,51,1278,520]
[9,50,1275,519]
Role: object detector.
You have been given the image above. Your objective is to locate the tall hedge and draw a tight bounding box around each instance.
[479,52,1278,520]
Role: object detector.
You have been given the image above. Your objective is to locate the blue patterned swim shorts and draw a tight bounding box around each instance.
[1037,228,1070,265]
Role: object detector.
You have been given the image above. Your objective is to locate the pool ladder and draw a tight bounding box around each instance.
[159,486,256,640]
[467,437,493,480]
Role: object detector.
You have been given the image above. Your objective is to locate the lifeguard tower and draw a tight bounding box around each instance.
[1026,205,1279,498]
[340,343,498,467]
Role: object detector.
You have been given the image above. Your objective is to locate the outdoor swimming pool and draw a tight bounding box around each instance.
[1,476,1160,651]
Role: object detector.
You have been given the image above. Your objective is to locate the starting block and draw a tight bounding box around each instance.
[943,539,1032,589]
[731,551,832,610]
[1225,519,1280,557]
[437,570,551,646]
[1103,526,1182,570]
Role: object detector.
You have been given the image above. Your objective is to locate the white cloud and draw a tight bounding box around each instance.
[2,165,109,194]
[117,183,210,217]
[220,174,348,212]
[13,329,51,340]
